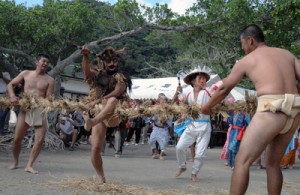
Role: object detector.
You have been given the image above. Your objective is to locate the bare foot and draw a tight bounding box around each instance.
[187,158,194,162]
[25,166,39,174]
[9,162,18,170]
[83,113,94,131]
[175,167,186,177]
[96,176,106,185]
[159,155,165,160]
[191,174,199,182]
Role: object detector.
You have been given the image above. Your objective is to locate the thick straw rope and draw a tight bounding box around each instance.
[0,93,257,123]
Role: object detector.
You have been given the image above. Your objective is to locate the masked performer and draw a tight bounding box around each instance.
[81,47,132,184]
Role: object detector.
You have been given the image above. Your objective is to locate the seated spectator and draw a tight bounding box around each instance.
[56,115,78,150]
[0,70,11,136]
[73,111,90,144]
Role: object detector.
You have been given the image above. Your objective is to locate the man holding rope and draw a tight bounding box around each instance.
[201,24,300,194]
[80,47,132,184]
[173,66,223,182]
[7,54,55,174]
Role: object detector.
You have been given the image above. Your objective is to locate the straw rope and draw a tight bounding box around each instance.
[0,93,257,121]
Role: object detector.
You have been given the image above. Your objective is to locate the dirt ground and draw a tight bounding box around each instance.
[0,143,299,195]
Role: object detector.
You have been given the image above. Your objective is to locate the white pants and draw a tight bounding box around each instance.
[176,124,211,175]
[149,126,169,152]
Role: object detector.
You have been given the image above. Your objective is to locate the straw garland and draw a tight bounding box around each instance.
[0,93,258,122]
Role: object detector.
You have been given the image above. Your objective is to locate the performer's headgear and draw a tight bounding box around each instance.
[98,47,125,63]
[181,65,212,85]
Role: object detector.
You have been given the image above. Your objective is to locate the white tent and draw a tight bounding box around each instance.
[230,86,257,101]
[129,75,220,99]
[58,73,255,101]
[129,75,255,100]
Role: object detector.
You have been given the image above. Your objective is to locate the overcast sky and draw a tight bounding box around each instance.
[14,0,197,15]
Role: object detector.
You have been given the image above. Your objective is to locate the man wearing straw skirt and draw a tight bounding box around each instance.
[80,47,132,184]
[7,54,55,174]
[201,24,300,195]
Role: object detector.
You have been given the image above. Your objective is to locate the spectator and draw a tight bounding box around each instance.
[59,86,65,99]
[141,116,151,145]
[114,119,127,158]
[227,111,251,169]
[125,100,143,145]
[149,93,173,160]
[0,70,11,136]
[56,115,78,151]
[280,128,299,169]
[74,111,89,144]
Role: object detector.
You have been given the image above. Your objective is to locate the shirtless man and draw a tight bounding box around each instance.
[201,24,300,194]
[7,54,55,174]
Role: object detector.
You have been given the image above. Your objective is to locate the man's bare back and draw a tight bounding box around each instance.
[201,24,300,195]
[231,46,299,96]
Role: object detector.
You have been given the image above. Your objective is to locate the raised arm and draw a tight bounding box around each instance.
[201,61,246,114]
[172,85,182,104]
[81,48,93,81]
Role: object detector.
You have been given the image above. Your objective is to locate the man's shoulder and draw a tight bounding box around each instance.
[20,70,31,76]
[44,74,55,82]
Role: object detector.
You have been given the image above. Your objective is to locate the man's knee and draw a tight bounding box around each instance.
[12,138,22,146]
[91,145,101,153]
[176,145,186,152]
[234,152,255,168]
[107,97,117,104]
[265,157,281,168]
[35,136,45,144]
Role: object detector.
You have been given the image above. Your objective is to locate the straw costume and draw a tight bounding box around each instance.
[84,47,132,128]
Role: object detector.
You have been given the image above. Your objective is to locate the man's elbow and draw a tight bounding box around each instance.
[219,85,231,97]
[6,83,13,92]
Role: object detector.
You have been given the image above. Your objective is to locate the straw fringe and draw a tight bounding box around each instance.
[0,93,257,119]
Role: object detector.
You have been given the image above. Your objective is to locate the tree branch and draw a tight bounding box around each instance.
[96,20,220,45]
[0,46,35,66]
[8,19,213,77]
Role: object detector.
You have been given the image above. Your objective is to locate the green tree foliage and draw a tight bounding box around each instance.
[0,0,299,91]
[261,0,300,55]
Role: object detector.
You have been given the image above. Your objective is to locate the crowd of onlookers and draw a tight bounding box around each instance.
[52,93,182,157]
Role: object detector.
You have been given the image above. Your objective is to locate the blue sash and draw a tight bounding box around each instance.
[174,118,209,136]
